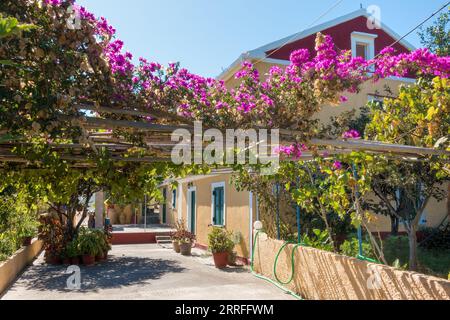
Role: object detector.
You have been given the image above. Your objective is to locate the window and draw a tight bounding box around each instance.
[172,188,177,209]
[356,42,368,60]
[211,182,225,226]
[351,32,377,61]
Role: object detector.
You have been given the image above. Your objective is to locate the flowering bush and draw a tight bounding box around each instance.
[1,0,449,243]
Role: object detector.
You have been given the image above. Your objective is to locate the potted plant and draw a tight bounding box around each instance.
[66,240,80,265]
[38,215,65,265]
[171,220,187,253]
[93,229,110,261]
[171,232,181,253]
[179,230,196,256]
[208,227,234,269]
[78,229,100,266]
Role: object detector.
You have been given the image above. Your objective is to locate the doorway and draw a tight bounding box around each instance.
[187,187,197,234]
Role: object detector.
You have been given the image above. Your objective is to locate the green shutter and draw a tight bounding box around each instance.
[162,188,167,224]
[213,186,224,226]
[190,191,196,233]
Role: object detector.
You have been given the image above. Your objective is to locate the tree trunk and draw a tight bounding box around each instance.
[321,211,335,250]
[408,225,419,271]
[390,216,399,236]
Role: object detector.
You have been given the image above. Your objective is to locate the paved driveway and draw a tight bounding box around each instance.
[1,244,295,300]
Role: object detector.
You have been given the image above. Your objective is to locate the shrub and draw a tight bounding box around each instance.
[65,240,80,259]
[340,237,377,260]
[419,226,450,250]
[208,227,234,254]
[383,235,450,278]
[78,228,102,256]
[0,231,18,261]
[383,236,410,266]
[301,229,334,252]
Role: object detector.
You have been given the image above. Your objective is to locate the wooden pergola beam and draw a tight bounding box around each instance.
[75,104,193,125]
[310,139,450,157]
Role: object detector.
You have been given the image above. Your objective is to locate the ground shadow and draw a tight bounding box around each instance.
[15,255,186,293]
[219,266,250,274]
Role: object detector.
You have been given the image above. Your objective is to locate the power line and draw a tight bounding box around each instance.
[253,0,345,66]
[374,1,449,60]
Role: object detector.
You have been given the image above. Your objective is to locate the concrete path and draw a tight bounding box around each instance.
[1,244,296,300]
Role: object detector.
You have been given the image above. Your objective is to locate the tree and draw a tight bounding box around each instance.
[364,77,449,271]
[419,9,450,56]
[0,1,206,243]
[1,0,448,250]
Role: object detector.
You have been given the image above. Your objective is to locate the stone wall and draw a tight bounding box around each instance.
[253,236,450,300]
[0,239,43,295]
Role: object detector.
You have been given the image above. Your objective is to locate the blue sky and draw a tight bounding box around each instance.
[77,0,446,78]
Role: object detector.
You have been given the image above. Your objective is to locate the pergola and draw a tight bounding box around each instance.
[0,103,448,167]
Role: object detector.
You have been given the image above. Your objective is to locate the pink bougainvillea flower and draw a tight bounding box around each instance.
[340,96,348,103]
[343,130,361,139]
[290,49,310,67]
[333,161,343,170]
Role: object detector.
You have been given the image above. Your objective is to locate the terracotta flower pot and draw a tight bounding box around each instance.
[212,252,229,269]
[22,237,32,246]
[71,257,80,265]
[96,251,107,262]
[82,254,95,266]
[179,242,192,256]
[173,241,181,253]
[49,255,62,265]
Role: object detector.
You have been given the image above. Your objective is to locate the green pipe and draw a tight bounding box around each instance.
[251,231,303,300]
[273,241,303,285]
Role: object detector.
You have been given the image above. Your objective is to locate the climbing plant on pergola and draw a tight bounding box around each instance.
[0,0,449,261]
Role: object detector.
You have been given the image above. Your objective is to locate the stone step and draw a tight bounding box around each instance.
[157,240,172,245]
[156,236,171,241]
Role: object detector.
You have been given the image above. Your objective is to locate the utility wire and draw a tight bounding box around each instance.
[372,1,450,61]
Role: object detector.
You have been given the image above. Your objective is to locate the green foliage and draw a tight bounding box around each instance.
[0,14,34,39]
[0,230,18,261]
[419,225,450,250]
[384,236,450,278]
[340,237,377,260]
[0,190,39,261]
[208,227,234,254]
[65,239,80,259]
[78,228,102,256]
[363,77,449,270]
[418,9,450,56]
[301,229,333,252]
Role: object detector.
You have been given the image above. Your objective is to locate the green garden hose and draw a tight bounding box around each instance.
[357,254,380,264]
[251,231,303,300]
[273,241,303,285]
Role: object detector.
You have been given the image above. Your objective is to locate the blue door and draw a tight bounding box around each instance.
[212,186,224,226]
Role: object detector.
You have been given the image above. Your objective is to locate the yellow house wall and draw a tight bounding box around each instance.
[222,61,449,234]
[162,174,255,259]
[368,182,450,233]
[191,174,252,259]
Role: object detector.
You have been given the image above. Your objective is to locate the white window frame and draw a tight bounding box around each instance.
[187,186,197,233]
[211,182,226,227]
[351,32,377,61]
